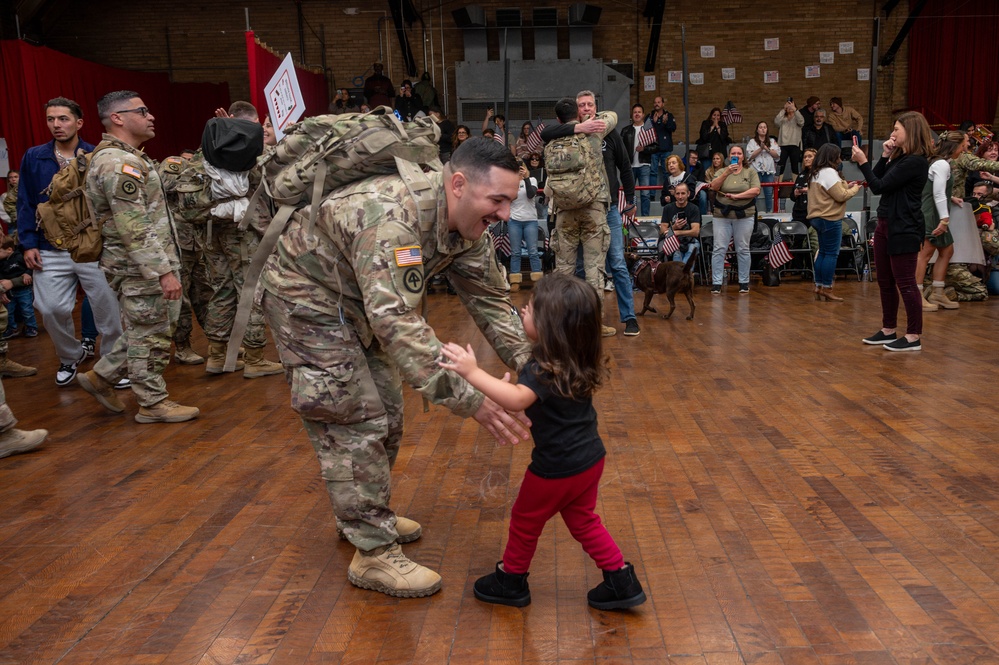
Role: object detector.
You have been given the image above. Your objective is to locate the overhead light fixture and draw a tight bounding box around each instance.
[343,8,360,15]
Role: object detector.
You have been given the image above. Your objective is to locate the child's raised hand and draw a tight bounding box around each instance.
[439,342,478,377]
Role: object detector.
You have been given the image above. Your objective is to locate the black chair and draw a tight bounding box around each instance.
[698,220,713,285]
[774,221,814,278]
[748,220,773,275]
[864,218,878,281]
[836,217,866,280]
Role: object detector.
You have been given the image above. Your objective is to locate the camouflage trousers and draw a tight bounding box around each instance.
[199,223,267,348]
[173,240,213,345]
[0,308,13,433]
[261,291,405,552]
[553,202,610,291]
[93,274,180,407]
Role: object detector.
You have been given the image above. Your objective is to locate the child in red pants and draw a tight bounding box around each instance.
[440,274,646,610]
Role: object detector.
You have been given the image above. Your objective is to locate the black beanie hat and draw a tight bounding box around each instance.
[201,117,264,172]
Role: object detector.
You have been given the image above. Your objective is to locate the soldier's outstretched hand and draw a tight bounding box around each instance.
[474,397,531,446]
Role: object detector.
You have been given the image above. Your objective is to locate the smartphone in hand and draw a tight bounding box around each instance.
[852,135,859,146]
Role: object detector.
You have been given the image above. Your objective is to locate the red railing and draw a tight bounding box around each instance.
[630,180,869,214]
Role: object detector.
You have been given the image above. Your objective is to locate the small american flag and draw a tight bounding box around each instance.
[617,189,636,218]
[721,101,742,125]
[637,124,657,151]
[394,246,423,266]
[661,226,680,257]
[526,122,546,153]
[490,225,511,256]
[768,230,793,268]
[492,131,506,145]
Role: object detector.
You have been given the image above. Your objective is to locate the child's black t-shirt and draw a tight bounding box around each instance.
[518,359,606,479]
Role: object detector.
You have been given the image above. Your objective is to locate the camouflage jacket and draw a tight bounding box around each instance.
[260,171,532,417]
[951,152,999,199]
[87,134,180,279]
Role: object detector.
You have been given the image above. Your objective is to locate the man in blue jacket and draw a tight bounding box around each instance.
[17,97,123,386]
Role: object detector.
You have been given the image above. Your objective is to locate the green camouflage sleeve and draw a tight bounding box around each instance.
[353,210,485,418]
[597,110,618,138]
[448,238,532,373]
[953,153,999,198]
[96,152,174,279]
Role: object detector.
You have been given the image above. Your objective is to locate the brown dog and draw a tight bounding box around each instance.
[628,250,697,320]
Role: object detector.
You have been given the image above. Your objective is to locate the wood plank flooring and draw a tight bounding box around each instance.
[1,277,998,664]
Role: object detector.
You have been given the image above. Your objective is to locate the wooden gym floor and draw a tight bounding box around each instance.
[1,277,998,664]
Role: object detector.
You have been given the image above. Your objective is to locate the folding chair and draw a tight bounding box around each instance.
[749,219,773,275]
[836,217,865,280]
[774,221,814,278]
[864,217,877,281]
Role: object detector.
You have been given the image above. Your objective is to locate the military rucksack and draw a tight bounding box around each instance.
[224,106,443,370]
[35,142,115,263]
[158,153,245,226]
[543,132,602,211]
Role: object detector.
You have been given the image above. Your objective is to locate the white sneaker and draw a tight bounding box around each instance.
[55,349,87,387]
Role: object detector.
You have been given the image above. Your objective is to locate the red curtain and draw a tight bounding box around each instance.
[245,31,329,125]
[908,0,999,126]
[0,40,229,175]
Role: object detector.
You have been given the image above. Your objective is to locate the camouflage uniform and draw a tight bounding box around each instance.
[172,218,213,346]
[85,134,181,407]
[950,153,999,199]
[260,171,531,552]
[945,264,989,301]
[547,111,616,291]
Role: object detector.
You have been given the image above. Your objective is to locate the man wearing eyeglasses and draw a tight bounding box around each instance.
[15,97,123,386]
[77,90,199,424]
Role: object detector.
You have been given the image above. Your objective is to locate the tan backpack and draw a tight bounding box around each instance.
[35,143,114,263]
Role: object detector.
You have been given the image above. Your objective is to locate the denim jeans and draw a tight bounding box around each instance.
[5,287,38,331]
[694,188,708,216]
[81,294,98,340]
[671,239,700,265]
[632,164,651,216]
[811,217,843,288]
[757,172,777,213]
[605,204,636,322]
[712,217,753,285]
[649,152,669,188]
[508,218,542,273]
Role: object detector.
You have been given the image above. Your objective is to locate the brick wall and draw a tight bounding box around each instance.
[43,0,908,141]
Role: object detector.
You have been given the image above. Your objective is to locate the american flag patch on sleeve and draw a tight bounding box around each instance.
[394,246,423,266]
[121,164,143,180]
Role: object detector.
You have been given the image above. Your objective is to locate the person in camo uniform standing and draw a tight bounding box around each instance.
[0,302,46,459]
[76,90,199,424]
[260,138,533,599]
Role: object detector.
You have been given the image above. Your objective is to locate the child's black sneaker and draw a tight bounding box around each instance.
[587,562,647,610]
[474,562,531,607]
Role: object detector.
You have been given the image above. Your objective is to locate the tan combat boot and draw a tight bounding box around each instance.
[0,354,37,378]
[509,272,522,292]
[0,428,48,459]
[174,343,205,365]
[135,399,200,424]
[337,516,422,544]
[77,371,125,414]
[205,341,244,374]
[347,543,442,598]
[242,347,284,378]
[927,286,959,310]
[602,325,617,337]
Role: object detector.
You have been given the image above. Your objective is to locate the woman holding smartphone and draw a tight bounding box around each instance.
[851,112,933,351]
[709,145,761,294]
[807,144,861,301]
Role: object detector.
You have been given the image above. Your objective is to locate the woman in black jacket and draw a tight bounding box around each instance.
[697,108,730,158]
[852,111,933,351]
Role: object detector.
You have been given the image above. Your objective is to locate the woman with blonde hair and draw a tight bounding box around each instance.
[852,111,933,351]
